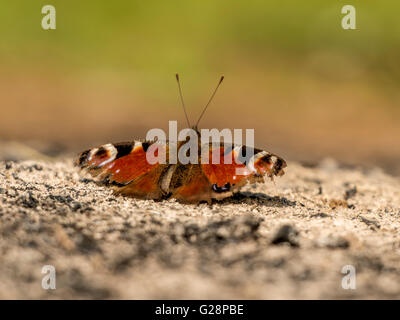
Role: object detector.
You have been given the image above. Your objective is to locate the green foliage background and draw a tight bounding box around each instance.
[1,1,399,88]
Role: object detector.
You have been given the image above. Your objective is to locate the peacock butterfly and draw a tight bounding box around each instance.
[76,75,287,204]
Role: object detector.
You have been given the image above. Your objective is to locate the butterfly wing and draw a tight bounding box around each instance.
[200,143,286,194]
[76,141,169,200]
[76,141,286,203]
[167,144,286,203]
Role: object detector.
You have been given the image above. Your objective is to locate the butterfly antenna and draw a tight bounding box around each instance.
[195,75,224,128]
[175,73,191,127]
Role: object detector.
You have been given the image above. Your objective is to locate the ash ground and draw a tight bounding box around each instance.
[0,159,399,299]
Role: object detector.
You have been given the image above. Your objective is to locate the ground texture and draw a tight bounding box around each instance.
[0,159,399,299]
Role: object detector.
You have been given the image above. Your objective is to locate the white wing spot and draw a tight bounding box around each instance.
[247,151,268,173]
[88,148,99,161]
[133,141,142,152]
[98,143,117,167]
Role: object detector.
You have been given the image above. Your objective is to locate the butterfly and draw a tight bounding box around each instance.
[76,74,287,204]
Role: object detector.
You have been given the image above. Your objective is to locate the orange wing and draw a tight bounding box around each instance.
[77,141,168,199]
[201,144,286,188]
[170,164,215,204]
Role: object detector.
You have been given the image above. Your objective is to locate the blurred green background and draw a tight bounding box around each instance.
[0,1,399,173]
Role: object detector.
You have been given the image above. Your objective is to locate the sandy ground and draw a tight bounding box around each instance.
[0,158,399,299]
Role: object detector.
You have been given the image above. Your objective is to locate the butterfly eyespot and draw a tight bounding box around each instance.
[95,148,107,157]
[212,182,231,193]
